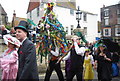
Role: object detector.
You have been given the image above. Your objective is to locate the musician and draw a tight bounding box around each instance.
[63,35,86,81]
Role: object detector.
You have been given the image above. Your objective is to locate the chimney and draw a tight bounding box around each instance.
[12,10,16,27]
[103,4,105,8]
[13,10,16,17]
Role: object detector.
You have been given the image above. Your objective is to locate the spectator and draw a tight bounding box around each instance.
[0,25,8,38]
[31,27,36,45]
[0,34,20,81]
[83,49,94,81]
[94,44,112,81]
[111,52,119,77]
[10,27,16,37]
[14,20,39,81]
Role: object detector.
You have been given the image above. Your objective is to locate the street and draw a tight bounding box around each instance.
[39,69,120,81]
[0,63,120,81]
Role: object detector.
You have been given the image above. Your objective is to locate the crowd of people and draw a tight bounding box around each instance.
[0,20,120,81]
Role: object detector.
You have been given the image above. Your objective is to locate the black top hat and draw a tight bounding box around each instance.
[14,20,29,37]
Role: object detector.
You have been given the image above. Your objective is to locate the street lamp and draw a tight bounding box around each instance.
[76,6,82,28]
[73,6,88,43]
[65,6,82,40]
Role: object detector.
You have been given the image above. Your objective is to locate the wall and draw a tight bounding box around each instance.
[54,6,77,35]
[0,6,2,25]
[27,6,42,28]
[81,14,98,42]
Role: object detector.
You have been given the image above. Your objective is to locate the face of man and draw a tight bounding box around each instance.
[76,39,80,43]
[15,29,27,42]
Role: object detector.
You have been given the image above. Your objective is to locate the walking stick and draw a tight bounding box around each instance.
[56,43,73,64]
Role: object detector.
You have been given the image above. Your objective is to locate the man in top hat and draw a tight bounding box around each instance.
[14,20,39,81]
[63,35,86,81]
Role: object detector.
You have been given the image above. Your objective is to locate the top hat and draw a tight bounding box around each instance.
[14,20,29,36]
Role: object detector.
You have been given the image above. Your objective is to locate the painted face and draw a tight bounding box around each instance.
[15,29,27,42]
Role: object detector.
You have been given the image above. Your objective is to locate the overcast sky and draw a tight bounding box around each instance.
[0,0,120,22]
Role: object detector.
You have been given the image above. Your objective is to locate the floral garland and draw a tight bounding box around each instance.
[37,2,69,63]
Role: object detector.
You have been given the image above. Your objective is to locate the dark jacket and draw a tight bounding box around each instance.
[17,38,39,81]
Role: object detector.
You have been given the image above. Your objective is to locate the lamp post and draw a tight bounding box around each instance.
[76,6,82,28]
[73,6,88,43]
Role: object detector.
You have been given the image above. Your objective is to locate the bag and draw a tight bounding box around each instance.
[112,63,119,77]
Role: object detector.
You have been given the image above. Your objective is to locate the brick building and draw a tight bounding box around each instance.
[101,3,120,44]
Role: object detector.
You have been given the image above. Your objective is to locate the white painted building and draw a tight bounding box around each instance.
[80,11,98,42]
[27,0,99,43]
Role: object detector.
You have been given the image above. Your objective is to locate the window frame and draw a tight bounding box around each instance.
[103,28,111,36]
[115,27,120,36]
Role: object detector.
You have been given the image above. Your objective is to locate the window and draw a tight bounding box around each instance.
[0,20,1,25]
[115,27,120,36]
[41,3,44,7]
[103,28,111,36]
[104,17,109,25]
[83,13,87,21]
[30,12,32,19]
[117,9,120,14]
[70,9,74,15]
[104,9,109,17]
[66,27,68,34]
[37,7,39,17]
[84,27,87,35]
[117,8,120,24]
[71,25,74,35]
[117,18,120,24]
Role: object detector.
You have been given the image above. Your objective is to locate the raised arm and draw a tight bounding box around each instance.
[74,42,85,56]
